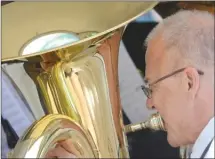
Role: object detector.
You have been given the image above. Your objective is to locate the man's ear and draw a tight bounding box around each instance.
[184,67,200,98]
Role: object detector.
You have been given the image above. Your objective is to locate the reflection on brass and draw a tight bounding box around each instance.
[125,113,166,133]
[2,2,158,158]
[74,142,84,156]
[180,146,188,159]
[8,114,97,158]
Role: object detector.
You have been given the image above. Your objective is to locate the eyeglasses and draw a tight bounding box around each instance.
[141,67,204,99]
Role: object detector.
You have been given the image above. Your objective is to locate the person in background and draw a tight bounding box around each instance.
[46,10,214,159]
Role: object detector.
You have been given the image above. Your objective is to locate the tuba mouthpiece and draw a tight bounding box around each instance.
[125,113,166,133]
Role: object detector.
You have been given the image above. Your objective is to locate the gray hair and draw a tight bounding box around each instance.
[145,10,214,69]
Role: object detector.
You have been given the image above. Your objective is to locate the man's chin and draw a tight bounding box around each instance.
[167,134,179,148]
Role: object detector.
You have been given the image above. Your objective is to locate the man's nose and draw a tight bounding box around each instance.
[146,98,155,109]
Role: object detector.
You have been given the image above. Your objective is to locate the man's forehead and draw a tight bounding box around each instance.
[145,40,164,83]
[146,40,164,61]
[144,63,155,84]
[143,67,157,84]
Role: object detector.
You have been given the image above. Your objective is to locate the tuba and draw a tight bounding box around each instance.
[2,2,186,158]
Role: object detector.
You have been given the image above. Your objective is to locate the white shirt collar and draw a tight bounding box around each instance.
[190,117,214,158]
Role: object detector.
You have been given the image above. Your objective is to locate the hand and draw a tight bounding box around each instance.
[45,139,77,158]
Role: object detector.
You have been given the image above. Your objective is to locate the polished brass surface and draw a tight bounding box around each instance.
[125,113,166,133]
[2,2,158,158]
[2,2,157,62]
[180,146,188,159]
[8,114,97,158]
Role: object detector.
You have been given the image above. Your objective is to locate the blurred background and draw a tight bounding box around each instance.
[1,1,214,158]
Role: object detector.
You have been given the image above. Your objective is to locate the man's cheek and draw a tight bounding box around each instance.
[156,93,167,108]
[157,95,173,119]
[153,96,166,114]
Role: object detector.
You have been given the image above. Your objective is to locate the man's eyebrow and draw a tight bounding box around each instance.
[144,77,149,84]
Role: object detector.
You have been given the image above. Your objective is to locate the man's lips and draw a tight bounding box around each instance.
[161,118,168,130]
[164,122,167,129]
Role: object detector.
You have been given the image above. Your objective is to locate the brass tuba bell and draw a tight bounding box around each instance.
[1,2,176,158]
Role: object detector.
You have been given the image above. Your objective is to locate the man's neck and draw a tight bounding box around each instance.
[190,100,214,144]
[190,117,214,158]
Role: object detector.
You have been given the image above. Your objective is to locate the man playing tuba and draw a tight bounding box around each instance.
[47,10,214,159]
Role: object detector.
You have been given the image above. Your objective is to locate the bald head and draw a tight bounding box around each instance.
[145,10,214,70]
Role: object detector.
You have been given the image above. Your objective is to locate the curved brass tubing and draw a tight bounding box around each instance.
[2,2,188,159]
